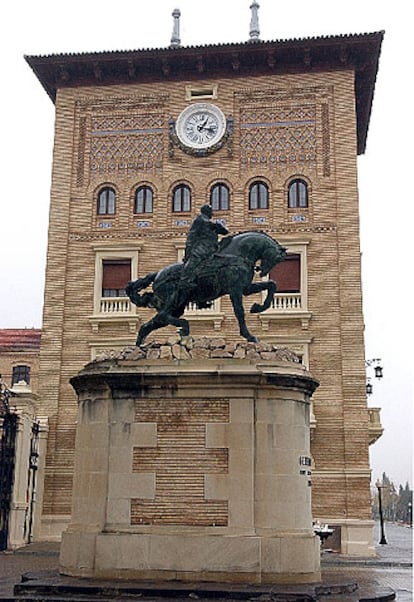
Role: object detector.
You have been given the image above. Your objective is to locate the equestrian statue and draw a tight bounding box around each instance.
[126,204,286,346]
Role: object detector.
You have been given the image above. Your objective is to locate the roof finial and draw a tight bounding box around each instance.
[249,1,260,42]
[170,8,181,48]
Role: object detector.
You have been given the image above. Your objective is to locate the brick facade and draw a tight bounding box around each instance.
[26,32,383,549]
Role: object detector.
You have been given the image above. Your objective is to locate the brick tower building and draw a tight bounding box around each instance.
[25,13,383,553]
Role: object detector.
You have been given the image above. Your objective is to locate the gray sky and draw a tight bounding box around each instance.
[0,0,412,488]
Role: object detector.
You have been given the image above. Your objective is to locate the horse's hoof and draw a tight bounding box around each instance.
[247,336,259,343]
[250,303,262,314]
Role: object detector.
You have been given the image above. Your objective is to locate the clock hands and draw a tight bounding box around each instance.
[199,116,209,129]
[196,115,217,135]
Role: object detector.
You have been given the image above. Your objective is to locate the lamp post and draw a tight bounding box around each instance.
[377,485,387,545]
[408,501,412,528]
[27,421,40,543]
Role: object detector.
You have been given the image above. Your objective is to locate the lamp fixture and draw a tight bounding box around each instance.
[365,358,383,397]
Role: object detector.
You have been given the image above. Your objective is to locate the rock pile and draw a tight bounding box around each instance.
[94,336,300,364]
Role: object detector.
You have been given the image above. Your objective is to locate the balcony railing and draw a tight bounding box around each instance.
[260,291,311,329]
[185,300,220,314]
[99,294,302,315]
[99,297,133,314]
[98,296,220,317]
[270,293,302,311]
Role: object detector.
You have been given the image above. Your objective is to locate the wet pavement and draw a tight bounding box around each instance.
[0,522,412,600]
[321,522,412,600]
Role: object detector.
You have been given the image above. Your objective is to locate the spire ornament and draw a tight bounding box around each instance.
[249,0,260,42]
[170,8,181,48]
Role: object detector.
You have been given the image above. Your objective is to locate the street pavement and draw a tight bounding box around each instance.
[321,522,412,600]
[0,521,412,600]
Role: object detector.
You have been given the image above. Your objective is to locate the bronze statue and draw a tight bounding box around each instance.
[183,204,229,265]
[180,204,229,297]
[126,206,286,345]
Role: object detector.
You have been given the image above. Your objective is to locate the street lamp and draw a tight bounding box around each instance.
[374,365,383,379]
[377,485,388,545]
[365,359,383,396]
[408,502,412,528]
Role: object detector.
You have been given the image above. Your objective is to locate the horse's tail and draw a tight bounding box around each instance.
[126,272,157,307]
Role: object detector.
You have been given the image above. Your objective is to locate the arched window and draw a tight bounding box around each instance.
[134,186,153,214]
[249,181,268,210]
[210,183,230,211]
[97,187,116,215]
[172,184,191,212]
[288,179,308,208]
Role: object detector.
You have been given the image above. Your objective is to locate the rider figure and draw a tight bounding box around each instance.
[180,204,229,294]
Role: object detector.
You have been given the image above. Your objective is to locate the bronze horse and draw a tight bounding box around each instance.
[126,231,286,346]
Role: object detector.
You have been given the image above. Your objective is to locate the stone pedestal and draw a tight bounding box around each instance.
[60,340,320,584]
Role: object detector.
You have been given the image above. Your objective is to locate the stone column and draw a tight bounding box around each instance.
[6,383,46,549]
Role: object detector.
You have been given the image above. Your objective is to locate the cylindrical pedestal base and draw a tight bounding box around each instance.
[61,344,320,583]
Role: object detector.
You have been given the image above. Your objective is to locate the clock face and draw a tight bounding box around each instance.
[175,103,226,150]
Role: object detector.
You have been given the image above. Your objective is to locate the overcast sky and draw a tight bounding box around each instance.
[0,0,412,489]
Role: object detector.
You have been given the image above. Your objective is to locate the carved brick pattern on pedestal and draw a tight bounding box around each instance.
[131,399,229,526]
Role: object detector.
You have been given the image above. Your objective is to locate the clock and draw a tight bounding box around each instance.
[175,103,226,150]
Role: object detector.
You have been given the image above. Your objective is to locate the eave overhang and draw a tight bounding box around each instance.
[25,31,384,155]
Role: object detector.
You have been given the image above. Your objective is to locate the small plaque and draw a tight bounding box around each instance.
[176,219,189,227]
[98,222,112,229]
[292,215,306,222]
[252,216,267,224]
[137,221,151,228]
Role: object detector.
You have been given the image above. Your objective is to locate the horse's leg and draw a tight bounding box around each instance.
[137,310,190,346]
[230,290,258,343]
[136,312,169,346]
[165,313,190,337]
[244,280,277,313]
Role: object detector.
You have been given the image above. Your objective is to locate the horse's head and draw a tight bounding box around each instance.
[258,242,287,277]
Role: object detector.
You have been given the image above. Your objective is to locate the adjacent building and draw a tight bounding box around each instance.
[0,329,41,392]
